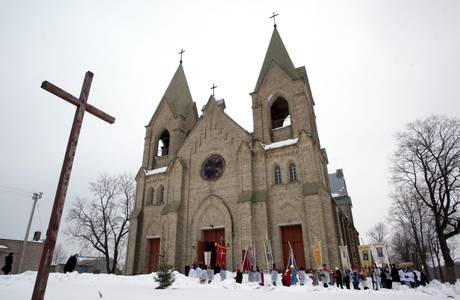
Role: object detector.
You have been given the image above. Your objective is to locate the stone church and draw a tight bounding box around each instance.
[125,25,360,274]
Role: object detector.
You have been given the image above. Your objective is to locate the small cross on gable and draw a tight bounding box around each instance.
[270,12,279,27]
[179,48,185,64]
[210,83,217,96]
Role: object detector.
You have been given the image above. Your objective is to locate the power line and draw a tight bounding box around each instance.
[0,184,35,194]
[0,189,33,198]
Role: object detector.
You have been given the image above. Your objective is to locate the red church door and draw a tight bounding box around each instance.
[281,225,306,269]
[203,228,225,244]
[148,238,160,272]
[197,228,225,268]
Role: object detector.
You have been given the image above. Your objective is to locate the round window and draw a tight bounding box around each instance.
[201,154,225,181]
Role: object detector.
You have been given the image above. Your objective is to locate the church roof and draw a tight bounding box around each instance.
[201,95,226,112]
[254,27,301,92]
[161,63,194,117]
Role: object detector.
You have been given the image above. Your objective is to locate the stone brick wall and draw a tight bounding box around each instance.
[0,239,43,274]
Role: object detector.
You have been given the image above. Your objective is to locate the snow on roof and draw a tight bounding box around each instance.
[77,256,99,262]
[261,137,298,150]
[144,166,168,176]
[0,244,9,250]
[328,170,349,198]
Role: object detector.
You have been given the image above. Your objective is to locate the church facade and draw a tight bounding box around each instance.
[125,26,359,274]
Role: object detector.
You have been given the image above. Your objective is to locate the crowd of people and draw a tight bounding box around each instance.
[186,262,228,284]
[184,261,430,290]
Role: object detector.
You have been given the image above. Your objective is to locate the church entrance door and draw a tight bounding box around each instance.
[281,225,306,269]
[197,228,224,268]
[148,238,160,272]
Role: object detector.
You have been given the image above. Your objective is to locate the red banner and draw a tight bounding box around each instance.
[216,243,228,267]
[242,249,251,272]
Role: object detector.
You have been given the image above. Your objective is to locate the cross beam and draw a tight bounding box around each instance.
[210,83,217,96]
[270,12,279,27]
[179,48,185,64]
[41,81,114,123]
[31,71,115,300]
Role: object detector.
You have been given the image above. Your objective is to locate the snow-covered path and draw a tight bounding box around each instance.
[0,271,458,300]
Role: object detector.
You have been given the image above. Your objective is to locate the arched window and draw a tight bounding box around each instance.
[146,187,154,205]
[274,165,282,184]
[157,185,164,205]
[270,97,290,129]
[157,130,170,157]
[289,163,297,182]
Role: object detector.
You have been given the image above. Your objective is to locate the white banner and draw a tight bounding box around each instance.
[204,251,212,267]
[370,243,390,267]
[339,246,351,271]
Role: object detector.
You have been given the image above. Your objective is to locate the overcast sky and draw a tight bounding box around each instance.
[1,0,460,251]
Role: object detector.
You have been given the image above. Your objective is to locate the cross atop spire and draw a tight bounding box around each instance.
[210,83,217,96]
[179,48,185,64]
[270,12,279,27]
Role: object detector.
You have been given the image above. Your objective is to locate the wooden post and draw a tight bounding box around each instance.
[31,72,114,300]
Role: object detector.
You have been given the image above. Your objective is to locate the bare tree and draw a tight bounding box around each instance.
[390,227,417,263]
[392,115,460,283]
[389,185,431,278]
[52,243,67,266]
[66,173,134,273]
[367,222,389,244]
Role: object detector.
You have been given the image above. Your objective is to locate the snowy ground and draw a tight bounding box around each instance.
[1,271,459,300]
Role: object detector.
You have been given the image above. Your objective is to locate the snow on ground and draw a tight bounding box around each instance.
[1,271,459,300]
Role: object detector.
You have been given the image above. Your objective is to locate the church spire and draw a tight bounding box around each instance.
[161,63,194,118]
[253,26,299,92]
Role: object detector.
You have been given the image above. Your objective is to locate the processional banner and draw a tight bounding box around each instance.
[216,243,228,267]
[242,247,252,272]
[313,242,322,268]
[204,251,212,267]
[370,243,390,267]
[358,245,372,269]
[339,245,351,271]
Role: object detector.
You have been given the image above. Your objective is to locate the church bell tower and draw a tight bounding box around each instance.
[250,26,320,145]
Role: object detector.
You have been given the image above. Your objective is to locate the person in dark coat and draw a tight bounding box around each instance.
[380,268,387,288]
[343,270,351,289]
[420,270,428,286]
[391,264,400,289]
[214,264,221,275]
[234,268,243,284]
[1,253,13,275]
[334,268,343,289]
[184,265,190,276]
[64,254,78,273]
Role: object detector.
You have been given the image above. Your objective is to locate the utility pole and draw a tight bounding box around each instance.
[18,192,42,273]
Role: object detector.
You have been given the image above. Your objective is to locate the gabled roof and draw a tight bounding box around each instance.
[147,63,196,127]
[201,95,226,112]
[254,27,301,92]
[162,63,194,117]
[329,169,349,198]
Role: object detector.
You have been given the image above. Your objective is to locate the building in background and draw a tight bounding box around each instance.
[52,256,121,274]
[329,169,360,268]
[0,237,43,274]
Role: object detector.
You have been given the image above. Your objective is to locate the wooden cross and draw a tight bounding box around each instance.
[31,71,115,300]
[179,48,185,64]
[270,12,279,27]
[210,83,217,96]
